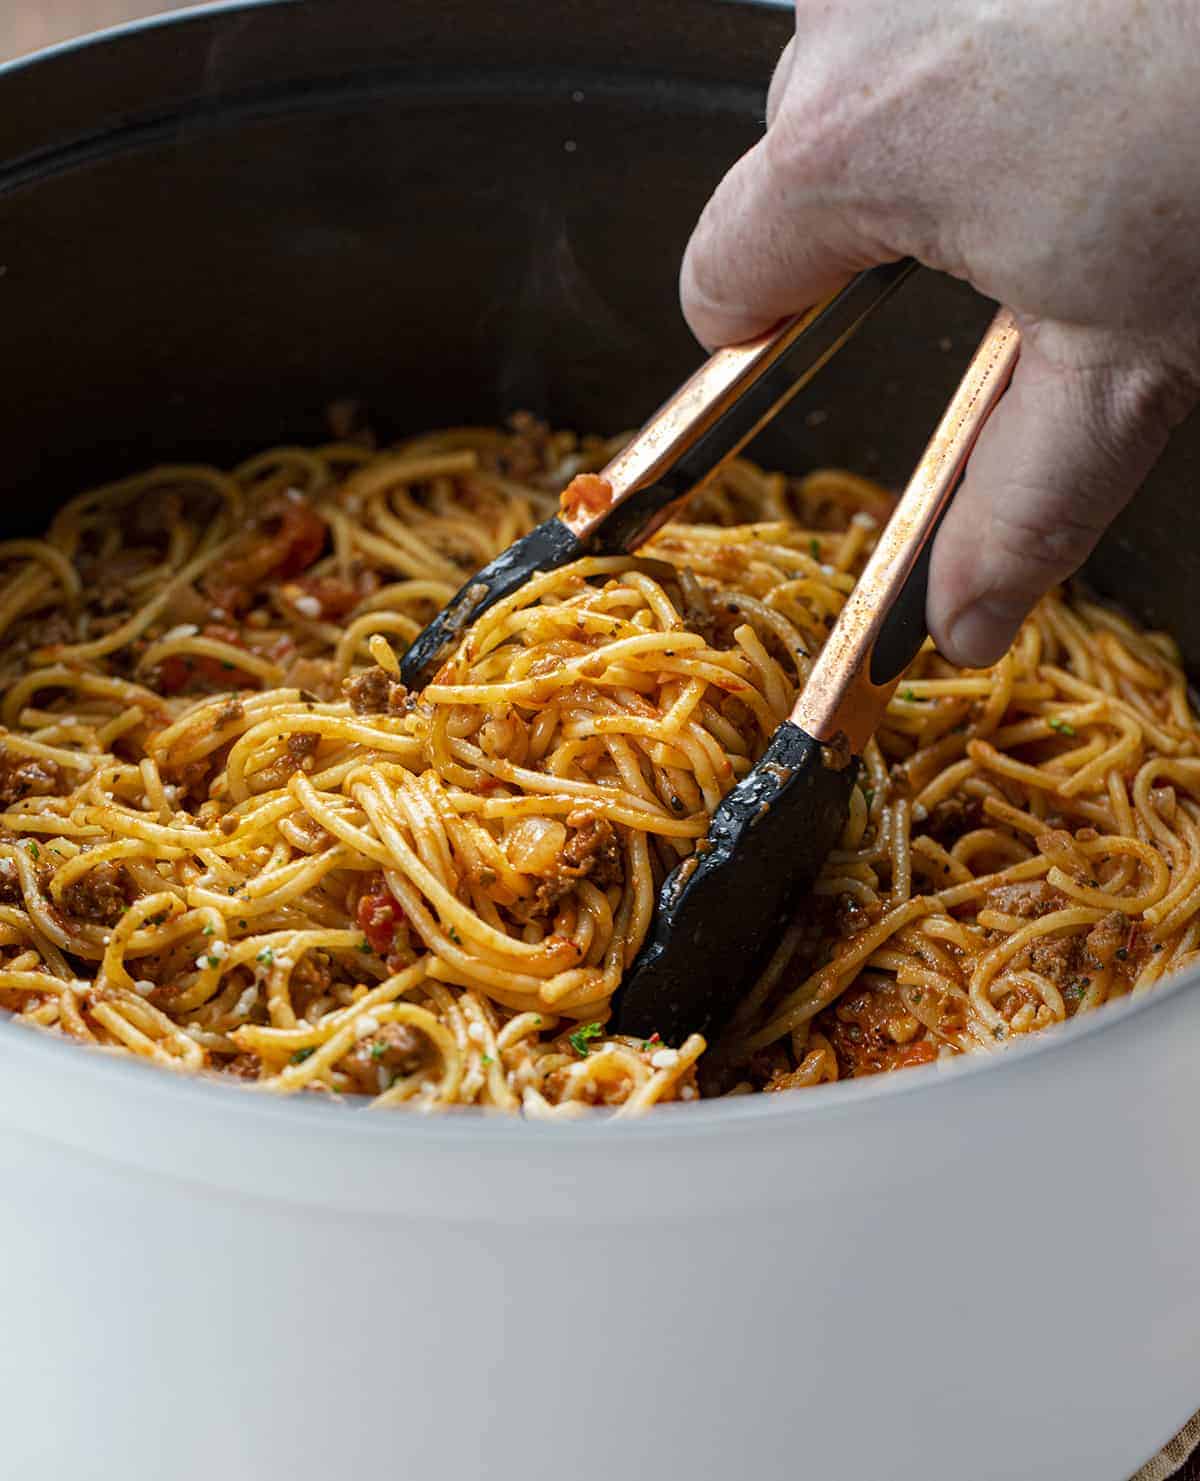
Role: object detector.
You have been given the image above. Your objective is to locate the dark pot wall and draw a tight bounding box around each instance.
[0,0,1195,655]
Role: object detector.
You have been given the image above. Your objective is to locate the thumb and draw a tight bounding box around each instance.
[679,111,892,350]
[929,321,1195,668]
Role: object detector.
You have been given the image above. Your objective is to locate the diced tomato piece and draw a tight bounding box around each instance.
[157,624,248,696]
[559,473,612,523]
[159,655,231,695]
[273,501,328,579]
[357,884,403,953]
[293,573,369,621]
[202,495,329,613]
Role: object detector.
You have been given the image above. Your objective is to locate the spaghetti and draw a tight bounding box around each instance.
[0,415,1197,1114]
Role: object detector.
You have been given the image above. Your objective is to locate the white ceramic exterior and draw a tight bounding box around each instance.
[2,976,1198,1481]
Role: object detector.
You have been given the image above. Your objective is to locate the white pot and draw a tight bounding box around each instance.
[3,6,1198,1477]
[3,976,1198,1481]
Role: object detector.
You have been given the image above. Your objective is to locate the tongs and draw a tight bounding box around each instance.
[400,261,917,687]
[400,267,1021,1045]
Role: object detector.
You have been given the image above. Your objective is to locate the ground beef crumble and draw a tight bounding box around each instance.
[815,979,937,1078]
[921,795,984,845]
[286,732,319,768]
[340,1023,431,1093]
[0,748,61,806]
[61,861,132,926]
[529,809,623,917]
[984,880,1064,918]
[1085,911,1129,967]
[290,953,335,1018]
[342,665,409,715]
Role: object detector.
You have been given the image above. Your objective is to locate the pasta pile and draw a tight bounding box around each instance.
[0,414,1196,1114]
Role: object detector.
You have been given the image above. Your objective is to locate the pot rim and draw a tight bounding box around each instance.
[3,959,1194,1144]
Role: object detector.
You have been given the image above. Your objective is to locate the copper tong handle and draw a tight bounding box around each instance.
[561,307,827,536]
[793,307,1022,755]
[559,261,917,541]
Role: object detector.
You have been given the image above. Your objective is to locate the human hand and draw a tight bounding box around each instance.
[680,0,1200,666]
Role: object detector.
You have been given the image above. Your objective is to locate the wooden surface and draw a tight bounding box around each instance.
[1,5,1199,1480]
[0,1,195,64]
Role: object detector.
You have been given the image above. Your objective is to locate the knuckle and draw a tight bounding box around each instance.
[1096,359,1198,449]
[1034,330,1200,479]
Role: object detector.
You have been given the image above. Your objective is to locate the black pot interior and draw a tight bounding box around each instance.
[0,0,1196,660]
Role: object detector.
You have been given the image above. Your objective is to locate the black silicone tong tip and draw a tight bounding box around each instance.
[611,307,1024,1048]
[399,517,584,688]
[613,723,857,1046]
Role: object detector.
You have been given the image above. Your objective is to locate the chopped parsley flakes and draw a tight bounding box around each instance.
[1048,717,1076,736]
[568,1022,604,1057]
[256,947,274,965]
[290,1047,315,1064]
